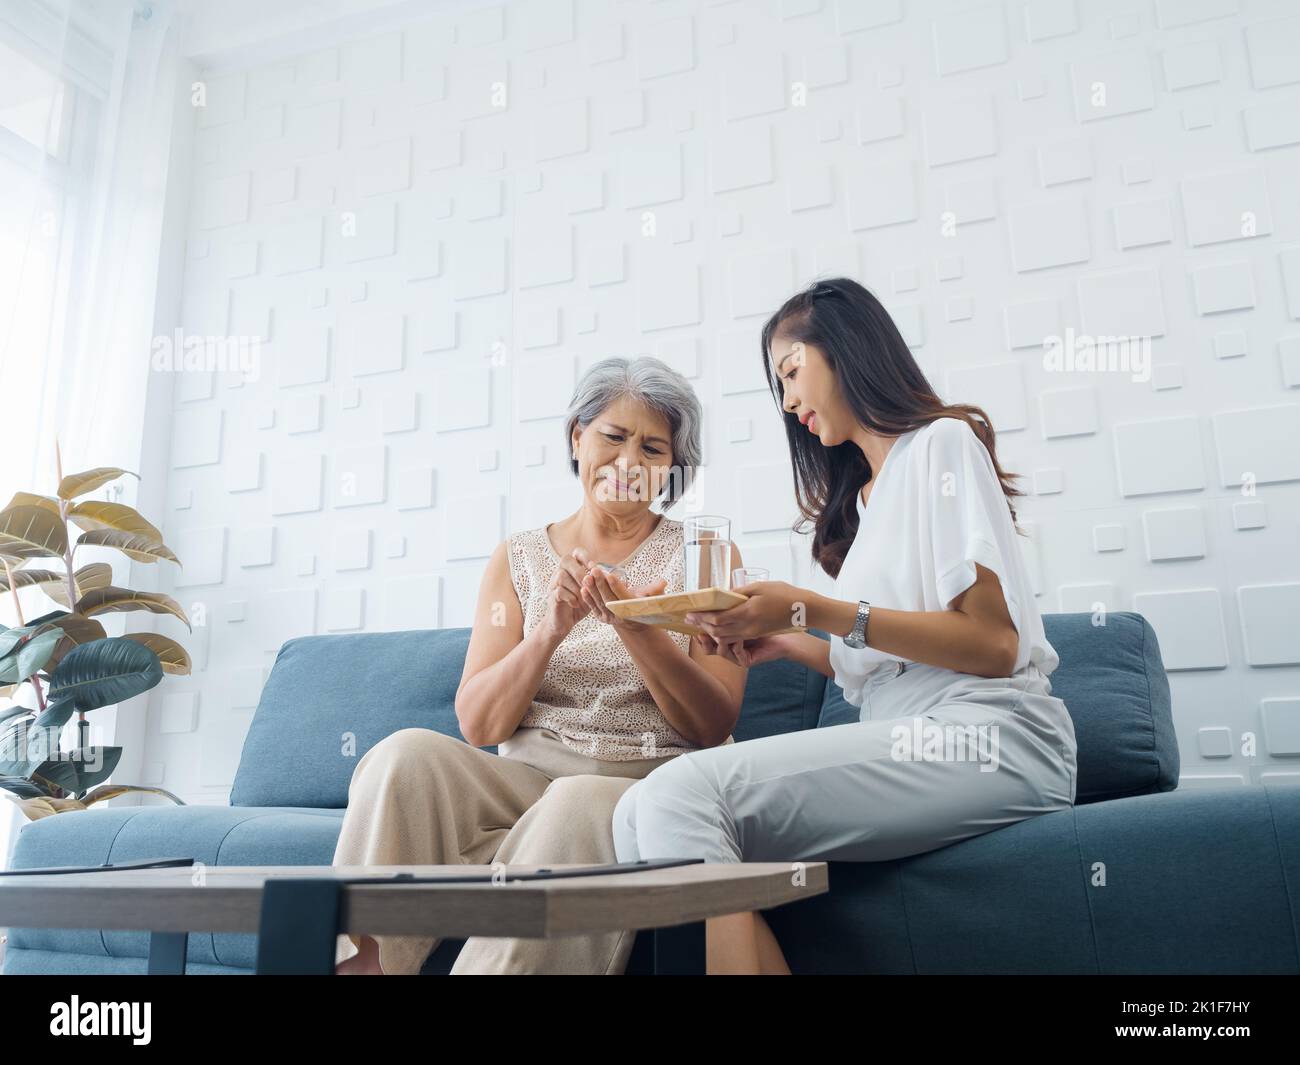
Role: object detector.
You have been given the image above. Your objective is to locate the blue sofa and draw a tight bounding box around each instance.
[5,611,1298,974]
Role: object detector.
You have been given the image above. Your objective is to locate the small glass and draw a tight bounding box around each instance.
[732,567,769,589]
[683,515,732,592]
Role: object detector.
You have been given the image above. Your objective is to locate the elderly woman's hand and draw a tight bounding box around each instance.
[692,632,794,667]
[540,547,597,639]
[684,580,806,642]
[576,551,667,633]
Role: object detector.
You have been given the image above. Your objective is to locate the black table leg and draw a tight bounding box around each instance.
[256,878,342,975]
[653,920,706,974]
[148,931,188,974]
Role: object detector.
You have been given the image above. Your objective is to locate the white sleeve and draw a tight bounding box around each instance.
[925,419,1022,637]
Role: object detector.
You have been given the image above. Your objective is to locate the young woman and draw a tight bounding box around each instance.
[610,277,1079,975]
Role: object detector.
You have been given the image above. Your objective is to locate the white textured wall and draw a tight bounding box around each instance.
[144,0,1300,803]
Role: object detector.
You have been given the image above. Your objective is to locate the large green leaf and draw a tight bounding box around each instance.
[65,746,123,791]
[0,775,47,799]
[29,757,78,793]
[0,610,72,659]
[0,705,33,727]
[0,626,64,684]
[46,636,164,713]
[0,717,44,776]
[32,694,76,732]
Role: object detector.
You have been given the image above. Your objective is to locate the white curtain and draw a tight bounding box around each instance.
[0,0,183,869]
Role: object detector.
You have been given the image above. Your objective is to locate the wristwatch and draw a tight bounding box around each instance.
[843,600,871,649]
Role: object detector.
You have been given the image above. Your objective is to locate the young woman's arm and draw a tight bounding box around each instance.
[807,562,1018,678]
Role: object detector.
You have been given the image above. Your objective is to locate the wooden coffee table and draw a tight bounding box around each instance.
[0,859,829,974]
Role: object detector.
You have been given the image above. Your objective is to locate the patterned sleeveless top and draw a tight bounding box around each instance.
[505,512,700,761]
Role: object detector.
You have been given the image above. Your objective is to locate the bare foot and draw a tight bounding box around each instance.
[335,935,384,974]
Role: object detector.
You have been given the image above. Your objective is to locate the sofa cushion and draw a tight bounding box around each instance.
[818,611,1177,804]
[231,626,829,809]
[734,643,827,742]
[4,804,344,970]
[230,629,473,809]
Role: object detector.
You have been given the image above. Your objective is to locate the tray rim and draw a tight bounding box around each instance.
[604,586,748,613]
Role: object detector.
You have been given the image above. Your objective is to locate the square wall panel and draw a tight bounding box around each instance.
[275,321,331,388]
[923,94,997,167]
[728,247,794,319]
[343,306,405,376]
[621,143,683,207]
[1112,417,1205,496]
[1261,698,1300,756]
[1077,265,1166,338]
[1243,99,1300,151]
[324,588,365,631]
[1131,588,1228,670]
[710,122,774,193]
[334,527,371,571]
[1237,583,1300,665]
[236,526,275,568]
[1212,405,1300,487]
[172,526,227,586]
[1070,48,1155,121]
[1039,387,1098,438]
[270,453,324,515]
[1038,137,1092,186]
[267,215,323,274]
[454,238,508,299]
[533,97,588,162]
[1244,14,1300,89]
[1004,297,1060,349]
[516,214,574,289]
[341,200,397,262]
[382,574,443,631]
[945,177,997,224]
[932,5,1008,75]
[943,363,1028,431]
[1113,198,1173,249]
[516,353,577,420]
[1141,506,1206,561]
[1008,198,1090,272]
[434,364,491,431]
[252,587,317,652]
[171,407,223,468]
[1180,167,1273,246]
[737,463,796,532]
[848,159,918,230]
[638,254,701,331]
[332,444,387,508]
[445,495,504,560]
[1191,261,1255,315]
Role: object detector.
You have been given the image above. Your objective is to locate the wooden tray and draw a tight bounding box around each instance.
[605,587,804,637]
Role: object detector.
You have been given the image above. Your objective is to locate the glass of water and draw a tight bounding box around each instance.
[732,567,769,589]
[683,515,732,592]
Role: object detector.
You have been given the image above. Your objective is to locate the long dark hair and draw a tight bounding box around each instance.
[760,277,1027,580]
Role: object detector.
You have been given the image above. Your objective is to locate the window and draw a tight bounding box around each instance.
[0,32,100,502]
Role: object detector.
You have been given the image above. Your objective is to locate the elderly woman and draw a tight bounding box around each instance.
[333,355,749,974]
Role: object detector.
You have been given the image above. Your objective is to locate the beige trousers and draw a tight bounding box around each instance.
[332,725,679,974]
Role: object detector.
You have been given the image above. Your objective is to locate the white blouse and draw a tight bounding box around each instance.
[827,417,1059,708]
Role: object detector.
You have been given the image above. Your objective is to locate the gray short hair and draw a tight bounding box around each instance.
[564,356,702,510]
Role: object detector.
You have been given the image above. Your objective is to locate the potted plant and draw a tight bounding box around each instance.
[0,445,191,821]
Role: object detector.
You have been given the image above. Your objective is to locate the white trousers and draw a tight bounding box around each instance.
[612,661,1078,864]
